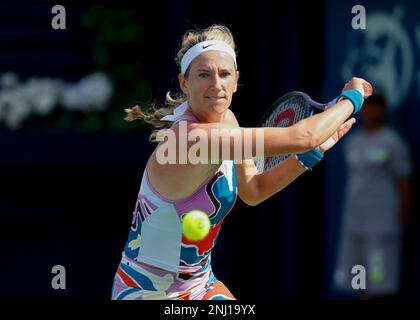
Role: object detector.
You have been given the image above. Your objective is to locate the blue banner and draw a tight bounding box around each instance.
[322,0,420,298]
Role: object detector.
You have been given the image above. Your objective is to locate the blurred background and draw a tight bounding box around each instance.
[0,0,419,299]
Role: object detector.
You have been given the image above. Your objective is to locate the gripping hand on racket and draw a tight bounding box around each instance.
[317,77,371,152]
[342,77,372,99]
[318,77,372,153]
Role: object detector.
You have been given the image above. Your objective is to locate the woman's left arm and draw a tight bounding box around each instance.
[236,157,305,206]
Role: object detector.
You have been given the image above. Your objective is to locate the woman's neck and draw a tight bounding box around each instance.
[185,108,226,123]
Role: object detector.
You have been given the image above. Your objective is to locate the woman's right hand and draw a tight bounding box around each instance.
[342,77,367,98]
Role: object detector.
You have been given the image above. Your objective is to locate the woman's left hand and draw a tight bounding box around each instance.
[318,117,356,153]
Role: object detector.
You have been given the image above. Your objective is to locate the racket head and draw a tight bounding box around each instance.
[254,91,328,173]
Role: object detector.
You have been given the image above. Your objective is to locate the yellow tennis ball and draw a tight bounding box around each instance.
[181,210,210,241]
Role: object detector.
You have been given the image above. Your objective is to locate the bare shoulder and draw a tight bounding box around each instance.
[224,109,240,127]
[148,152,217,201]
[146,111,241,200]
[147,121,219,201]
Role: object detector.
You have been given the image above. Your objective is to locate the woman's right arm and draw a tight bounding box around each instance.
[162,78,366,164]
[193,100,362,162]
[196,98,354,155]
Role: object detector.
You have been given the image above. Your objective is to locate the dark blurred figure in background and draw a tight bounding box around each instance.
[333,94,413,299]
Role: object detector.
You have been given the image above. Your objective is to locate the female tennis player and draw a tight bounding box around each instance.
[111,24,369,300]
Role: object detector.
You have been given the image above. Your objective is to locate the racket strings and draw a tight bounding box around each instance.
[265,96,309,127]
[255,95,311,173]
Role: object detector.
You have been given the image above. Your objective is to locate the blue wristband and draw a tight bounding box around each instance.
[339,89,363,115]
[295,148,324,170]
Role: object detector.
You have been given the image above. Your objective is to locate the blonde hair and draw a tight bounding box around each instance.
[124,24,237,138]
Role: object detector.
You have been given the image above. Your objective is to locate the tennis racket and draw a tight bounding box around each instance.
[254,83,372,173]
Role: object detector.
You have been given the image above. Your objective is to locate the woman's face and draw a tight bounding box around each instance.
[179,51,239,122]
